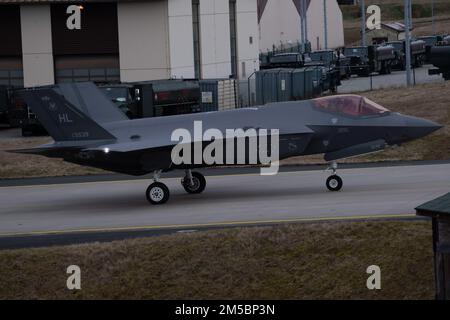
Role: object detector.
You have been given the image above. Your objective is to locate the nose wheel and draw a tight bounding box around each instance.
[326,161,343,192]
[326,175,343,192]
[181,170,206,194]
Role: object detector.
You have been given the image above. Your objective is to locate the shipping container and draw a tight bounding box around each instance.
[199,79,238,112]
[255,67,324,105]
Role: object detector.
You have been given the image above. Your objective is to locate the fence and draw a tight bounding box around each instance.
[338,66,443,94]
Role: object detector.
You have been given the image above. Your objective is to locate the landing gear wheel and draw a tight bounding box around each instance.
[326,175,343,192]
[182,171,206,194]
[146,182,170,205]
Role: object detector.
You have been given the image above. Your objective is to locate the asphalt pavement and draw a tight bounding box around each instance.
[0,162,448,249]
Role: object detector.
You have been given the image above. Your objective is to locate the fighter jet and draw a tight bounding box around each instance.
[14,82,441,204]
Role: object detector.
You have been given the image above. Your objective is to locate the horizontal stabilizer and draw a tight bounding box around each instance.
[324,139,386,162]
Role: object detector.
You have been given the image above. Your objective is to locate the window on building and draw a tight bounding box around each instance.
[229,0,238,78]
[55,68,120,83]
[192,0,202,79]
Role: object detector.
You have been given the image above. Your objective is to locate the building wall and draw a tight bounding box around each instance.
[236,0,259,79]
[168,0,195,79]
[20,5,54,87]
[117,1,171,82]
[199,0,232,78]
[365,28,401,45]
[258,0,300,52]
[259,0,345,52]
[308,0,344,50]
[11,0,259,86]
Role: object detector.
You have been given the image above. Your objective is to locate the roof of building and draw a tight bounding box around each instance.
[366,22,413,34]
[382,22,410,33]
[416,193,450,217]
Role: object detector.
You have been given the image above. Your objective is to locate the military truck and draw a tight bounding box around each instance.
[417,35,443,63]
[428,42,450,80]
[307,50,351,80]
[260,52,304,70]
[386,40,426,70]
[344,45,395,76]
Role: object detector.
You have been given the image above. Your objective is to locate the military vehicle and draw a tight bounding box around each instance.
[344,45,395,76]
[307,50,351,80]
[429,42,450,80]
[386,40,426,70]
[260,52,304,69]
[417,35,443,62]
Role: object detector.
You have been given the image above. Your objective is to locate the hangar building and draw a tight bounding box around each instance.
[0,0,345,89]
[0,0,260,88]
[258,0,345,52]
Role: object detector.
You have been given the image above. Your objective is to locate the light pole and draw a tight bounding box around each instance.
[324,0,328,49]
[300,0,305,44]
[361,0,366,46]
[405,0,412,86]
[304,0,308,44]
[409,0,413,29]
[432,0,436,35]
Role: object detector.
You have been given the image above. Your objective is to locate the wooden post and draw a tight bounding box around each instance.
[434,217,450,300]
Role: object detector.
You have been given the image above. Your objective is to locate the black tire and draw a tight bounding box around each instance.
[182,171,206,194]
[146,182,170,205]
[326,175,343,192]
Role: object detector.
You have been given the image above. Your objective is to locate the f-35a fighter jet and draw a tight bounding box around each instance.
[15,82,441,204]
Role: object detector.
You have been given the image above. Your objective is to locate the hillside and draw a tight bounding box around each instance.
[340,1,450,45]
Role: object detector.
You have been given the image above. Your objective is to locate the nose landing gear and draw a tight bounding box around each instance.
[326,161,343,192]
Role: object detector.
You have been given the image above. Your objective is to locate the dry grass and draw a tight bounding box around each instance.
[0,134,105,179]
[0,220,434,299]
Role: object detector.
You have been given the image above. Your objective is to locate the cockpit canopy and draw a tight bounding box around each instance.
[312,95,390,117]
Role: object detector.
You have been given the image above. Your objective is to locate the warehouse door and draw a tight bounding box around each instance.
[51,3,120,83]
[0,5,23,87]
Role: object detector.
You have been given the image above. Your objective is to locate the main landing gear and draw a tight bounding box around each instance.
[326,161,343,192]
[145,169,206,205]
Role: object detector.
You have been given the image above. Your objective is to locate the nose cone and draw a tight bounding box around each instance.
[404,116,443,140]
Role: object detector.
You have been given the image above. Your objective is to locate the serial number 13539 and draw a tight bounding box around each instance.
[72,132,89,138]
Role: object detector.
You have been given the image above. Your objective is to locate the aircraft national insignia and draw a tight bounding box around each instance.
[48,102,57,111]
